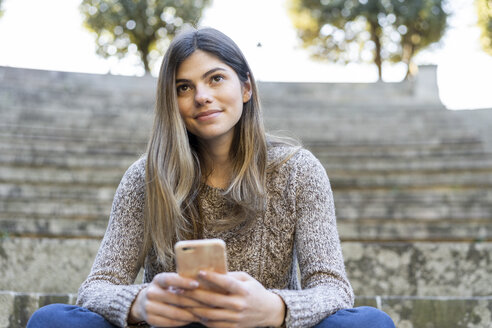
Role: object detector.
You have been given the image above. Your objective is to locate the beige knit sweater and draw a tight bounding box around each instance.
[76,146,354,328]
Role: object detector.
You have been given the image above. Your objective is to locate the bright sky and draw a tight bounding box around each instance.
[0,0,491,109]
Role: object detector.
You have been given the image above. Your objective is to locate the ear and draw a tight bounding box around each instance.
[242,73,252,103]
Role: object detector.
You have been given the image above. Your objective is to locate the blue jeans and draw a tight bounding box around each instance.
[27,303,395,328]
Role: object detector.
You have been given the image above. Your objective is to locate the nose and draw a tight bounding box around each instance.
[194,84,213,106]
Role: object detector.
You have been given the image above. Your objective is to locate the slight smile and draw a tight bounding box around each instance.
[195,110,222,121]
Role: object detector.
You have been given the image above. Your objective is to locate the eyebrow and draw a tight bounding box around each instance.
[176,67,227,84]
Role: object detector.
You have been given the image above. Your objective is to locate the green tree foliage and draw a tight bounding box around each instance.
[476,0,492,55]
[0,0,4,19]
[288,0,448,79]
[80,0,211,73]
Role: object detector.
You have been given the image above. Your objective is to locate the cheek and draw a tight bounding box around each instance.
[177,98,191,117]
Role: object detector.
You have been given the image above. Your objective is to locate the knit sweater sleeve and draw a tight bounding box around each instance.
[76,157,149,328]
[271,149,354,328]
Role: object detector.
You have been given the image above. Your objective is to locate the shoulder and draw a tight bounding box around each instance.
[268,144,322,171]
[117,155,147,196]
[267,145,327,184]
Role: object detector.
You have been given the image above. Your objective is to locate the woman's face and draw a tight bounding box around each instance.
[175,50,251,148]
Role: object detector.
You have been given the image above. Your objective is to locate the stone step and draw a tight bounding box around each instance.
[334,189,492,220]
[1,164,490,192]
[0,131,147,156]
[262,102,447,117]
[0,199,111,218]
[3,184,490,240]
[0,88,154,114]
[1,238,489,297]
[262,99,446,113]
[0,165,125,186]
[0,238,101,294]
[268,128,479,145]
[329,170,492,189]
[356,296,492,328]
[2,85,445,115]
[338,218,492,241]
[1,292,490,328]
[0,120,480,146]
[0,123,150,143]
[455,108,492,153]
[1,76,442,112]
[335,188,492,203]
[0,109,153,130]
[335,201,492,221]
[305,140,486,157]
[2,131,483,160]
[0,93,449,116]
[0,135,146,156]
[321,154,492,172]
[2,213,490,241]
[0,102,465,126]
[344,241,492,297]
[0,183,116,201]
[0,140,492,172]
[1,66,441,105]
[4,182,489,207]
[266,121,479,142]
[0,66,156,92]
[0,151,138,170]
[2,188,491,221]
[257,70,441,105]
[3,146,491,173]
[3,116,472,145]
[0,214,109,238]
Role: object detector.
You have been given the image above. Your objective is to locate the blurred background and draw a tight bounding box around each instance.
[1,1,492,327]
[0,0,491,109]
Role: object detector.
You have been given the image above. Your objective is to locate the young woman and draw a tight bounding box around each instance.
[27,27,395,328]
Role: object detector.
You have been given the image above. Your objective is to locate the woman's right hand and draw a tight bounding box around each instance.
[129,272,203,327]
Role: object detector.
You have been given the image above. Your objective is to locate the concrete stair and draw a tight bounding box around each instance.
[2,291,491,328]
[1,65,491,327]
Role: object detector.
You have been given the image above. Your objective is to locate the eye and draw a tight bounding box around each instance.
[211,74,224,83]
[177,84,191,94]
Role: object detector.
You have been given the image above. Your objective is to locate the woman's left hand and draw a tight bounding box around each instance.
[181,271,285,328]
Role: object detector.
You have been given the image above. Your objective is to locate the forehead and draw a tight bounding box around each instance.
[176,50,233,78]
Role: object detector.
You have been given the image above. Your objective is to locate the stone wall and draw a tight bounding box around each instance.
[1,65,492,327]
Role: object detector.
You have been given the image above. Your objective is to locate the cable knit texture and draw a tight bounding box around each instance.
[76,146,354,328]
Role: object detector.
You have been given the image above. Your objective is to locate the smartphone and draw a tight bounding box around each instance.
[175,238,228,292]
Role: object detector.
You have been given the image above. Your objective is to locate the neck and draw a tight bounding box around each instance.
[200,137,234,189]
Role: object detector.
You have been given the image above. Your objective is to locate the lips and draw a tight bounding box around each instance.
[195,110,222,120]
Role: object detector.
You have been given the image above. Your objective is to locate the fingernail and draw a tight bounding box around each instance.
[190,281,199,288]
[175,288,184,294]
[198,271,206,277]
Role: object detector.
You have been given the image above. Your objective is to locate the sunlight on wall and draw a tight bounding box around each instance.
[0,0,490,110]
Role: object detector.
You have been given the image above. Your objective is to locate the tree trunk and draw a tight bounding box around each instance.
[138,39,151,73]
[141,51,150,73]
[402,42,416,80]
[370,21,383,80]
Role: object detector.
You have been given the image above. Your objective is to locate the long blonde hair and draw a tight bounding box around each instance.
[142,28,274,267]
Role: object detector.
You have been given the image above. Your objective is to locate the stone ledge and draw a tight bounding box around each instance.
[1,292,490,328]
[2,238,491,297]
[0,291,77,328]
[357,296,492,328]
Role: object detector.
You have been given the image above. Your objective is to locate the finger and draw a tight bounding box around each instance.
[198,320,239,328]
[191,306,242,323]
[153,272,199,290]
[183,288,246,312]
[146,285,204,308]
[198,271,246,295]
[227,271,251,282]
[145,312,193,328]
[146,300,197,322]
